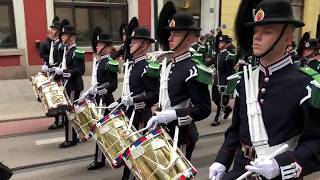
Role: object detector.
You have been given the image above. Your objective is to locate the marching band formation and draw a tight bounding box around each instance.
[28,0,320,179]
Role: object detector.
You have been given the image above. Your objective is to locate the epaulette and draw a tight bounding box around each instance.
[225,72,242,94]
[74,48,85,59]
[195,63,213,85]
[192,53,204,64]
[105,57,119,72]
[144,61,160,79]
[300,67,320,109]
[226,52,237,62]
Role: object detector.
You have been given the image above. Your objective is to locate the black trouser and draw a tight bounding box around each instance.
[212,84,230,120]
[179,143,196,161]
[64,90,81,143]
[94,94,114,164]
[53,115,64,126]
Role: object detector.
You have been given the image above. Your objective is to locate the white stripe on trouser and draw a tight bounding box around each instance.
[59,115,63,124]
[180,144,187,156]
[97,147,103,162]
[68,91,75,141]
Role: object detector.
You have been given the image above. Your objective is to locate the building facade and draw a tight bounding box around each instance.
[1,0,319,79]
[0,0,151,79]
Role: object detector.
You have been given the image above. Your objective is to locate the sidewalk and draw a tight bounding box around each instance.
[0,75,123,122]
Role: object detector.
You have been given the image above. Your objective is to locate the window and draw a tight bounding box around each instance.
[0,0,16,48]
[163,0,201,27]
[54,0,128,46]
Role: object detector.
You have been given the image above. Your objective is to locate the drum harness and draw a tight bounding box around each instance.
[236,63,299,180]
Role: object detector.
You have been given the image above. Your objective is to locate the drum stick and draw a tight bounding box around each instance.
[128,109,135,130]
[159,126,180,171]
[236,144,289,180]
[108,102,123,115]
[98,99,103,116]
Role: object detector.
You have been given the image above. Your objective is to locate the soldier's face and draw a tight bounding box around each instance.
[168,31,187,50]
[50,28,59,38]
[218,41,226,50]
[252,24,290,57]
[96,42,109,54]
[316,53,320,61]
[61,34,72,44]
[303,49,315,57]
[130,39,144,54]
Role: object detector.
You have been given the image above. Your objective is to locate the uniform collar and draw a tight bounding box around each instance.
[67,43,76,50]
[133,55,146,64]
[220,49,227,53]
[54,38,60,44]
[259,54,292,76]
[173,52,191,63]
[100,54,110,60]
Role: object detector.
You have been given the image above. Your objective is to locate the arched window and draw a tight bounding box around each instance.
[54,0,128,46]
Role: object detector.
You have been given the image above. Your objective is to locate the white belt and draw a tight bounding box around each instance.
[255,135,299,157]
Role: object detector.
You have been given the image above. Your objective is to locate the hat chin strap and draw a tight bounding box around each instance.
[131,39,145,59]
[63,34,72,46]
[97,44,107,56]
[256,24,288,59]
[171,31,190,52]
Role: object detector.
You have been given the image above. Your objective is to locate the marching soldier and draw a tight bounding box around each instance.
[119,27,160,180]
[40,18,70,130]
[55,25,85,148]
[299,38,319,67]
[210,35,236,126]
[209,0,320,179]
[87,33,119,170]
[303,38,320,72]
[147,12,211,161]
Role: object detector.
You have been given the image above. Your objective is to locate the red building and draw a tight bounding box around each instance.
[0,0,151,79]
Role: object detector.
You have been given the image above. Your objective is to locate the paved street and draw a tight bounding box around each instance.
[0,76,319,179]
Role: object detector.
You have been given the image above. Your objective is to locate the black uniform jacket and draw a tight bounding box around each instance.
[213,49,235,85]
[39,37,51,64]
[166,52,211,145]
[96,54,118,105]
[63,43,85,91]
[307,59,320,73]
[39,38,63,66]
[215,54,320,178]
[126,56,159,128]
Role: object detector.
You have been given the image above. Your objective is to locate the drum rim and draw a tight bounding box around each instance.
[91,110,125,133]
[122,128,165,160]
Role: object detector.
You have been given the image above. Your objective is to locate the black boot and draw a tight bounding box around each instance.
[87,161,105,170]
[223,106,232,119]
[59,141,77,148]
[210,117,220,126]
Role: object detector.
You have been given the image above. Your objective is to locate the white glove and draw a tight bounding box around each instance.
[62,72,71,78]
[146,110,177,129]
[55,67,64,75]
[41,65,49,72]
[88,89,99,95]
[209,162,226,180]
[245,157,280,179]
[121,95,134,107]
[98,88,108,95]
[107,102,119,112]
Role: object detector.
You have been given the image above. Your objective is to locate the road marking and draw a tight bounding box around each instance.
[35,137,65,145]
